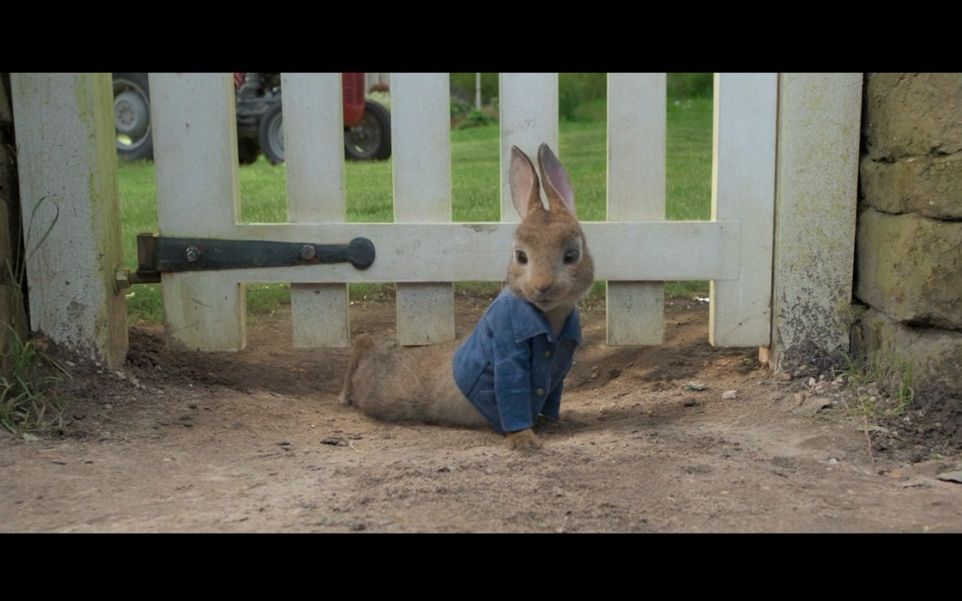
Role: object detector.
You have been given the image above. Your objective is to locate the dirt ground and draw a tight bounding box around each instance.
[2,291,961,532]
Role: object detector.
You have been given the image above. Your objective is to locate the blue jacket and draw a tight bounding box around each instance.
[452,288,581,434]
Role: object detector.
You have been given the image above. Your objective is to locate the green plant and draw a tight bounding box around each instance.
[837,352,915,419]
[450,97,472,120]
[667,73,713,100]
[0,325,70,434]
[1,196,71,434]
[2,195,58,342]
[455,108,495,129]
[450,73,499,106]
[558,74,607,121]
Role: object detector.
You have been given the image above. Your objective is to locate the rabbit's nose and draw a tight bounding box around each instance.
[534,284,551,295]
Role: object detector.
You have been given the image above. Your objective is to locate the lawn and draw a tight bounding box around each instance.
[118,96,713,324]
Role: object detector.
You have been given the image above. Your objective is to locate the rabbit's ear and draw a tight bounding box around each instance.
[538,143,574,214]
[510,146,544,218]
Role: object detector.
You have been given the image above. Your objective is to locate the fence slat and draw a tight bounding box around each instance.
[769,73,862,368]
[151,73,245,351]
[499,74,559,221]
[282,73,350,347]
[606,73,666,345]
[391,73,455,345]
[160,271,247,350]
[709,73,777,347]
[202,220,740,283]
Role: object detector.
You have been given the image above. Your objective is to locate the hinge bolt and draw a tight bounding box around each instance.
[115,268,132,292]
[185,246,201,263]
[300,244,316,260]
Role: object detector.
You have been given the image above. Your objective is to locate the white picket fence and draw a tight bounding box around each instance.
[148,72,773,351]
[10,73,864,369]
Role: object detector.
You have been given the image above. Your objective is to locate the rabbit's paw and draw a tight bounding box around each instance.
[505,428,543,452]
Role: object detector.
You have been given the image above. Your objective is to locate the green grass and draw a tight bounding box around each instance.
[1,325,70,434]
[837,352,916,419]
[117,97,713,323]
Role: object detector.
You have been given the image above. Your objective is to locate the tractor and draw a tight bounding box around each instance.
[111,72,391,164]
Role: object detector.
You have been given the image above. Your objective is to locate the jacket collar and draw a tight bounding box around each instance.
[501,288,582,345]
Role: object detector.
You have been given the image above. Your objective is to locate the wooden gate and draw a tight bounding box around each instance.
[148,72,774,351]
[11,73,863,368]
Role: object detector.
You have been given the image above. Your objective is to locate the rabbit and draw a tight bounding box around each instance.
[338,143,594,451]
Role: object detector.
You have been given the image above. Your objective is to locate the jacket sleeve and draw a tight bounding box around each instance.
[491,331,534,433]
[540,380,563,421]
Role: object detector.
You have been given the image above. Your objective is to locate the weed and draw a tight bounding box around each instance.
[837,352,915,419]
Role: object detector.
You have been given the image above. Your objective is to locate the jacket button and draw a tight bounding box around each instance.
[536,388,545,396]
[544,351,551,358]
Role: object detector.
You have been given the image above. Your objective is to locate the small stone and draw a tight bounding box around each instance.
[321,437,348,446]
[683,398,700,407]
[794,395,832,417]
[899,478,928,489]
[73,413,86,420]
[856,424,891,434]
[936,471,962,484]
[351,523,366,532]
[684,381,708,391]
[437,466,451,473]
[721,390,738,400]
[104,404,113,410]
[828,458,839,466]
[806,377,817,388]
[115,371,127,380]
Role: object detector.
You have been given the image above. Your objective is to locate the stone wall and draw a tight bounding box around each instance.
[854,73,962,395]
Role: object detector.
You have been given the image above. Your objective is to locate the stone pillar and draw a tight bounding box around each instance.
[10,74,128,368]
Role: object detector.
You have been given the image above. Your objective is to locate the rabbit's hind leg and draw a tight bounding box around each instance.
[338,334,376,405]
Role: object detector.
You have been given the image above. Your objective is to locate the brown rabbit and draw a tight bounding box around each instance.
[338,143,594,451]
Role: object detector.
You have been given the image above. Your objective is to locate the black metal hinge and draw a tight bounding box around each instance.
[116,233,375,289]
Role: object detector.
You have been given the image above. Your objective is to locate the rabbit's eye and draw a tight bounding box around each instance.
[563,249,580,264]
[515,250,528,265]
